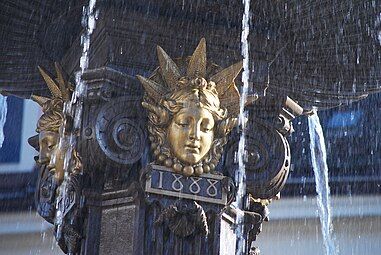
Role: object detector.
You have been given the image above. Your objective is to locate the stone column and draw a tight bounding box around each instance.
[75,66,237,255]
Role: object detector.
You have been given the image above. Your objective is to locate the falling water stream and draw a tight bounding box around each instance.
[308,112,337,255]
[235,0,251,254]
[54,0,98,231]
[0,95,7,148]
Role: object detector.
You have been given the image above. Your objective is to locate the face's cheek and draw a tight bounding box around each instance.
[54,148,65,172]
[43,150,52,163]
[200,131,213,157]
[39,131,60,165]
[168,121,186,158]
[39,140,51,163]
[168,117,201,164]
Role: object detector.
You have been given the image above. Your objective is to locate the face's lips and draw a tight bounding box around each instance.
[46,164,56,172]
[184,143,201,153]
[37,160,49,166]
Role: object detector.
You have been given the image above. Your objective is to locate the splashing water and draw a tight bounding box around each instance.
[235,0,251,254]
[0,95,7,148]
[376,13,381,45]
[308,112,337,255]
[54,0,98,229]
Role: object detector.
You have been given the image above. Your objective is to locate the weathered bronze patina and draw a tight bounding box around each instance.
[138,38,246,176]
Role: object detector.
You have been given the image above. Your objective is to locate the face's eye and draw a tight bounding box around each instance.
[201,119,214,132]
[201,125,212,132]
[177,121,189,127]
[48,144,55,150]
[175,114,191,127]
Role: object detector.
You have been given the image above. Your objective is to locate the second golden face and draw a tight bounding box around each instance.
[168,105,215,165]
[38,130,60,165]
[39,130,67,183]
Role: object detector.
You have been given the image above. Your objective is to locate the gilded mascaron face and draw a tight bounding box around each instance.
[168,106,215,165]
[39,130,65,182]
[138,38,243,176]
[38,130,59,165]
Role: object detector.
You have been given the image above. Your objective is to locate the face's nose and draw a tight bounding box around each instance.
[38,148,51,165]
[189,122,201,141]
[38,155,50,165]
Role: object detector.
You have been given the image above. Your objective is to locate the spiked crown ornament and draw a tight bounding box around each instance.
[31,62,73,133]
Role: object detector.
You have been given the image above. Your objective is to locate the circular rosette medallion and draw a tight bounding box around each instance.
[95,97,145,165]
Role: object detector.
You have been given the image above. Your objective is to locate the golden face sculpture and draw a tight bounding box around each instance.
[31,63,74,183]
[138,38,247,176]
[38,130,67,183]
[168,105,215,165]
[38,130,60,165]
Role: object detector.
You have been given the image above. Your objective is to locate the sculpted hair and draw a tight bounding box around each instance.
[163,83,227,122]
[36,99,64,133]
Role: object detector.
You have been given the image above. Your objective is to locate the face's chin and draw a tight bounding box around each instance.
[171,143,210,165]
[181,152,200,165]
[177,144,207,164]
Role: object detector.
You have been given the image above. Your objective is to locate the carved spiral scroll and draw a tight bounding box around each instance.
[226,119,291,199]
[95,97,145,165]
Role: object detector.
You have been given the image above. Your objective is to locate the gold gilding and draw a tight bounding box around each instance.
[31,63,76,184]
[168,105,215,165]
[139,38,244,176]
[37,130,60,165]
